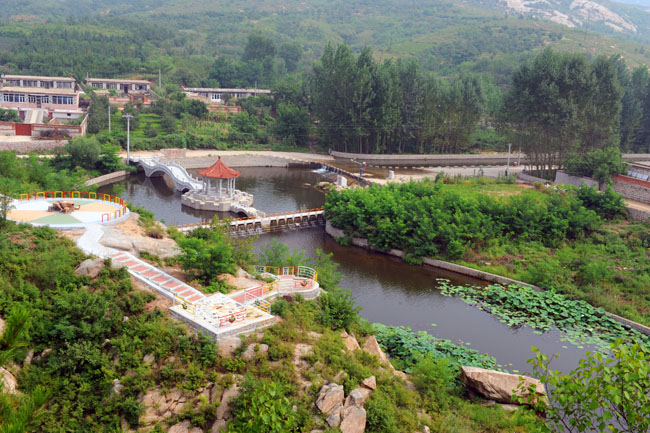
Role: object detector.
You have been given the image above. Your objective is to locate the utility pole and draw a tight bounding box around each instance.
[124,113,134,163]
[506,142,512,177]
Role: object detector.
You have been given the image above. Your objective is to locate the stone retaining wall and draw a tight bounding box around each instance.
[627,206,650,222]
[554,170,600,188]
[0,139,65,152]
[613,175,650,204]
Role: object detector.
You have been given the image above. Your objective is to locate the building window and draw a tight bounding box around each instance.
[107,83,117,89]
[50,95,75,105]
[56,82,73,89]
[41,81,52,89]
[2,93,25,102]
[5,79,20,86]
[92,82,104,89]
[41,96,49,104]
[23,80,38,87]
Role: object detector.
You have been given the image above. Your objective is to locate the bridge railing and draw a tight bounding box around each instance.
[171,208,324,231]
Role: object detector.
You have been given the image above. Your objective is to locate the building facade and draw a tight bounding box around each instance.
[182,87,271,104]
[86,78,152,95]
[0,74,83,122]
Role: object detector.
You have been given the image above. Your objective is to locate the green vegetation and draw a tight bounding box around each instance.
[325,180,650,325]
[523,342,650,433]
[372,324,499,372]
[0,223,544,432]
[564,146,627,184]
[501,49,621,178]
[325,180,619,260]
[437,280,650,351]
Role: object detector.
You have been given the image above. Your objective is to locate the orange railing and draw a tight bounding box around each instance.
[216,302,271,327]
[18,191,128,222]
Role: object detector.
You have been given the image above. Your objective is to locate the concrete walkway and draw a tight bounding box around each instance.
[76,224,206,303]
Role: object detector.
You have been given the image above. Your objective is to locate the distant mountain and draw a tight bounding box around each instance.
[472,0,650,38]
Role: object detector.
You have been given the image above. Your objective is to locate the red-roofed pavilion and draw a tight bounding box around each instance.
[197,156,241,197]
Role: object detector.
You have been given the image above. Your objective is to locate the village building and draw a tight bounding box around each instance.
[86,77,154,107]
[86,78,152,95]
[0,73,83,124]
[182,86,271,104]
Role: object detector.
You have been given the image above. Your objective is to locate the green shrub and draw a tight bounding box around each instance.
[365,391,400,433]
[270,299,290,318]
[318,289,361,331]
[221,357,246,373]
[268,343,293,361]
[228,379,300,433]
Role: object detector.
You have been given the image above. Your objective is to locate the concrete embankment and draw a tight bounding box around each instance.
[331,150,650,167]
[85,170,130,187]
[325,222,650,337]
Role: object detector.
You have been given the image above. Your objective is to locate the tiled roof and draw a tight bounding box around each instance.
[197,156,241,179]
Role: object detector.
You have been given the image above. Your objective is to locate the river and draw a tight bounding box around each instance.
[99,167,595,374]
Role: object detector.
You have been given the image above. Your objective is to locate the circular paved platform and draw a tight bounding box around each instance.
[8,197,129,229]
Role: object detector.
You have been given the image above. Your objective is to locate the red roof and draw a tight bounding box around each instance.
[197,156,241,178]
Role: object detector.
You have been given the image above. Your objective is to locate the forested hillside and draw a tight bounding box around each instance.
[2,0,650,84]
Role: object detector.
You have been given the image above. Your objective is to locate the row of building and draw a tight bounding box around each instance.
[0,73,271,126]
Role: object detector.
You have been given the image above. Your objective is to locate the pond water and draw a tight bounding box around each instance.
[99,167,594,374]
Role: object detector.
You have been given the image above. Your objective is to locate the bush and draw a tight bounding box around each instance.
[228,379,300,433]
[317,289,361,331]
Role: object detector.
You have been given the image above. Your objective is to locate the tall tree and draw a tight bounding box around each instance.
[311,43,357,152]
[501,48,592,177]
[242,33,277,63]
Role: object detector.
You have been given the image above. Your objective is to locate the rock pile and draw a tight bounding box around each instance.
[314,376,376,433]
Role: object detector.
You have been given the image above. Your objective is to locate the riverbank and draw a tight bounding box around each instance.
[325,222,650,339]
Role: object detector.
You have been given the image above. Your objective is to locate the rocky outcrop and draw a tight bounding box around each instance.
[0,367,18,395]
[140,387,189,424]
[340,406,367,433]
[361,376,376,390]
[363,336,407,380]
[74,258,105,279]
[168,420,202,433]
[216,385,240,420]
[460,366,547,406]
[345,388,371,408]
[218,336,241,357]
[363,336,389,364]
[316,383,345,415]
[100,229,181,258]
[317,379,376,431]
[242,343,269,360]
[341,330,360,351]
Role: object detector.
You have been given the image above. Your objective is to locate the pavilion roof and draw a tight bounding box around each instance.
[197,156,241,179]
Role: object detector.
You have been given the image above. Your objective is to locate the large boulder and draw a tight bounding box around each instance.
[361,376,376,390]
[75,258,105,279]
[315,383,345,415]
[340,406,366,433]
[341,331,360,352]
[344,388,371,408]
[362,336,389,364]
[0,367,17,395]
[133,237,181,258]
[460,366,547,405]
